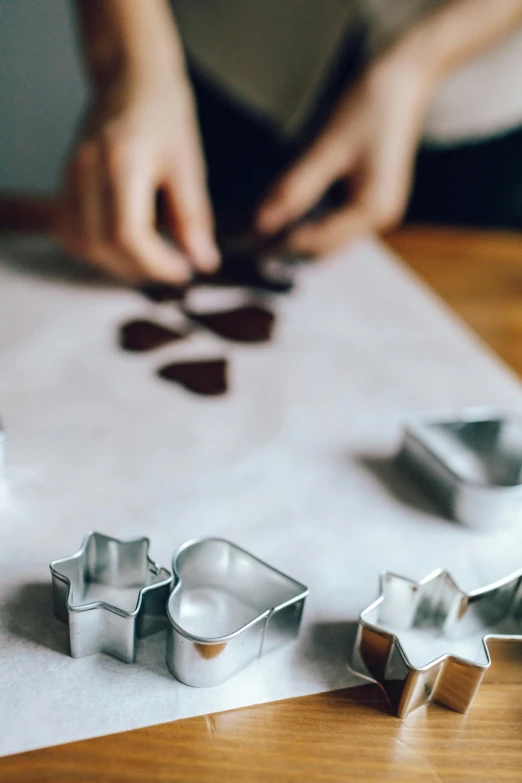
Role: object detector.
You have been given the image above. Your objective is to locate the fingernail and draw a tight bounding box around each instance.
[190,232,221,272]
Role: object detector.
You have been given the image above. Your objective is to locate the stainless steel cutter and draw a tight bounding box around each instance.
[166,538,309,686]
[352,568,522,717]
[50,531,173,663]
[401,408,522,529]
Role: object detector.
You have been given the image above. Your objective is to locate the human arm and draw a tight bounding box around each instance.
[55,0,218,283]
[256,0,522,255]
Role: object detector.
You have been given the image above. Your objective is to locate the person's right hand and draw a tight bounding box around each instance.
[55,74,219,284]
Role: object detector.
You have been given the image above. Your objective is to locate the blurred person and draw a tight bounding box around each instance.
[55,0,522,284]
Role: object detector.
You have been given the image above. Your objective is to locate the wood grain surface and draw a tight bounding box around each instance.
[1,210,521,782]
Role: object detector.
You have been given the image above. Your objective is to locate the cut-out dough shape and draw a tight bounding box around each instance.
[157,358,228,396]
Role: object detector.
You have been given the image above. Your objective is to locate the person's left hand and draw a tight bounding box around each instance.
[256,54,434,255]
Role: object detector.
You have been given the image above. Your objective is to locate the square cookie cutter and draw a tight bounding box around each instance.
[400,408,522,529]
[166,538,309,686]
[50,531,173,663]
[351,568,522,717]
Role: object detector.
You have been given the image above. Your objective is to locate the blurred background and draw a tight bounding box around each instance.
[2,0,522,237]
[0,0,84,194]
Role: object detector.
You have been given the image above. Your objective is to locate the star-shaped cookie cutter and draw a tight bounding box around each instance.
[50,531,173,663]
[352,568,522,716]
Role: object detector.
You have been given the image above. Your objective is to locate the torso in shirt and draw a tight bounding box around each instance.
[172,0,522,145]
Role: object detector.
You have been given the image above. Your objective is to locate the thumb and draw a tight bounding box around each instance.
[256,126,353,235]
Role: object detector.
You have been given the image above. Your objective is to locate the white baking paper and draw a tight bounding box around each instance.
[1,235,522,757]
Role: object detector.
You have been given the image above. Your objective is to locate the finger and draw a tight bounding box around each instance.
[286,205,371,257]
[55,145,138,281]
[100,139,193,284]
[365,146,414,234]
[55,208,141,282]
[73,144,138,279]
[256,128,352,235]
[54,215,141,282]
[288,130,417,259]
[162,139,220,274]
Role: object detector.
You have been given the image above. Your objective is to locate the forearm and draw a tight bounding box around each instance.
[74,0,185,92]
[385,0,522,90]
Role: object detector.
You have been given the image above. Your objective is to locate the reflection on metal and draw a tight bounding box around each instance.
[50,532,173,663]
[352,568,522,717]
[401,408,522,529]
[166,538,308,687]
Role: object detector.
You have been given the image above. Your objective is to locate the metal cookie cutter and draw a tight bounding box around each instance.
[50,531,173,663]
[352,568,522,717]
[400,408,522,529]
[166,538,308,686]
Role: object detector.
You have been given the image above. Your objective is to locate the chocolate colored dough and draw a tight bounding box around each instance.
[157,359,228,396]
[185,304,275,343]
[202,251,294,294]
[140,283,186,303]
[119,319,184,352]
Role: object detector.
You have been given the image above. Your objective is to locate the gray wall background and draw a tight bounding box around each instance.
[0,0,86,193]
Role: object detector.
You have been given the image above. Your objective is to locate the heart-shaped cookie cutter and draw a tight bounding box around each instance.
[166,538,308,686]
[50,532,173,663]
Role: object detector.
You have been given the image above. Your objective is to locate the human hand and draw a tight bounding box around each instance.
[256,55,434,256]
[55,74,218,284]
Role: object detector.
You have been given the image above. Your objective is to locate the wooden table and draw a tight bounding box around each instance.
[1,217,522,782]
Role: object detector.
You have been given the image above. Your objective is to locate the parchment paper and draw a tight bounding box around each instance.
[1,236,522,757]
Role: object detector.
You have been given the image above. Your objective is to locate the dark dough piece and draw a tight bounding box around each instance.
[185,304,275,343]
[157,359,228,396]
[119,320,184,352]
[139,283,186,303]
